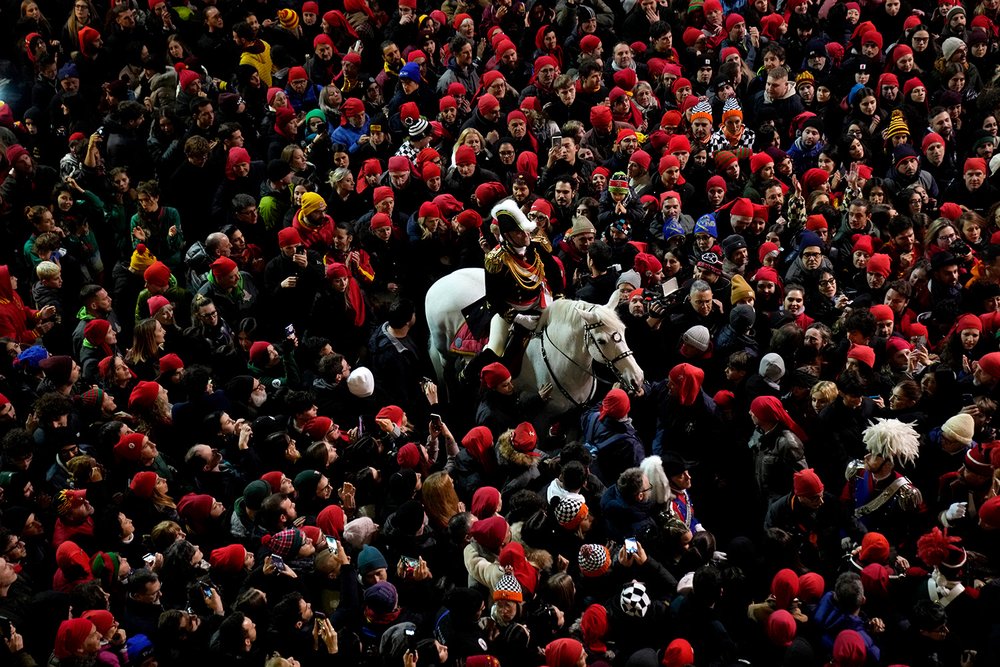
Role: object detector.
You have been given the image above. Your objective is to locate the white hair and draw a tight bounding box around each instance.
[640,455,673,506]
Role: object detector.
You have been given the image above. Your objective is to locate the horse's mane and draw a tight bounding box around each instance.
[543,298,624,330]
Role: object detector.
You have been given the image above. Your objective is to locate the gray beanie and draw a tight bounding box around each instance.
[760,352,785,382]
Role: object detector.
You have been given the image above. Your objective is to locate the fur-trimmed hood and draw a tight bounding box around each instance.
[497,429,540,468]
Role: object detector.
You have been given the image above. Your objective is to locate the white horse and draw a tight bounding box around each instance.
[425,268,644,414]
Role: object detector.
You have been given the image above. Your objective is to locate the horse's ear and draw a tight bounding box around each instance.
[576,305,601,325]
[604,289,620,311]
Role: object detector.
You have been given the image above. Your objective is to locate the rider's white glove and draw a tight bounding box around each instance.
[944,501,968,524]
[513,314,540,330]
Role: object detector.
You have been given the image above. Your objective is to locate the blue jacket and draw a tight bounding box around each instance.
[599,482,656,543]
[813,590,880,663]
[330,119,370,154]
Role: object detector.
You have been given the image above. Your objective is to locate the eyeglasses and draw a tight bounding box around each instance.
[818,278,836,286]
[802,251,822,258]
[199,310,218,319]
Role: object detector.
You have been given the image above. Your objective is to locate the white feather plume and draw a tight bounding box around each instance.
[863,418,921,466]
[491,197,536,234]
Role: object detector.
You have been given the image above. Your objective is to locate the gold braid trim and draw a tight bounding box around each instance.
[503,251,545,291]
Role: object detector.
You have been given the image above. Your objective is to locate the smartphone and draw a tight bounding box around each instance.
[354,40,363,51]
[403,556,419,572]
[404,627,417,651]
[430,413,442,426]
[326,535,339,555]
[551,135,562,148]
[284,324,295,337]
[202,584,213,599]
[143,553,156,566]
[271,554,286,572]
[962,393,974,406]
[357,415,364,436]
[625,537,638,555]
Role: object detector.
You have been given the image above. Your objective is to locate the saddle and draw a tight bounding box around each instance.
[454,296,533,384]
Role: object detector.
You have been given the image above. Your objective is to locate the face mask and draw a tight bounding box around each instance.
[250,390,267,407]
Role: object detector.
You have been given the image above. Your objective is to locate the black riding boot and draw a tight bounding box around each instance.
[460,348,500,388]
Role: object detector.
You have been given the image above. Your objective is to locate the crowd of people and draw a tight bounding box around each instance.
[2,0,1000,665]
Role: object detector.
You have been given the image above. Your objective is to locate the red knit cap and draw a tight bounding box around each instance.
[147,295,170,315]
[512,422,538,454]
[210,544,247,573]
[859,532,890,563]
[114,433,146,462]
[210,256,238,279]
[599,388,630,420]
[159,353,184,374]
[866,253,891,277]
[376,405,404,426]
[277,227,302,247]
[477,93,500,113]
[921,131,944,153]
[370,213,392,230]
[249,341,271,367]
[802,167,830,191]
[130,471,158,498]
[303,416,333,440]
[261,471,284,492]
[629,150,651,170]
[965,157,987,174]
[805,214,828,231]
[397,442,422,469]
[771,568,800,608]
[979,495,1000,529]
[128,380,161,410]
[545,639,584,667]
[373,186,394,204]
[456,210,483,228]
[847,344,875,369]
[792,468,824,497]
[83,319,111,345]
[852,234,874,255]
[590,105,612,127]
[54,619,96,659]
[870,305,894,322]
[317,504,346,538]
[143,261,171,288]
[481,362,511,389]
[668,363,704,406]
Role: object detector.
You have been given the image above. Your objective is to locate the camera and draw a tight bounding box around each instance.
[949,238,971,257]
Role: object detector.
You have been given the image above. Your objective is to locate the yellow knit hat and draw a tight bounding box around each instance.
[300,192,326,218]
[730,274,755,305]
[129,244,157,273]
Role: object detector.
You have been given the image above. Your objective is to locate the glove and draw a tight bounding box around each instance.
[944,501,968,523]
[513,314,540,330]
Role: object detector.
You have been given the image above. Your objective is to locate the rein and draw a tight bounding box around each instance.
[537,305,636,407]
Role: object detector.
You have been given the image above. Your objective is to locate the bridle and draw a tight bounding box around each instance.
[538,307,636,407]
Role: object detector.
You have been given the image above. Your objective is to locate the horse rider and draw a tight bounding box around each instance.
[464,199,565,380]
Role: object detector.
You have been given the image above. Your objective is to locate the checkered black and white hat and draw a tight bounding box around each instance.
[493,572,523,603]
[554,496,587,530]
[620,580,650,618]
[578,543,611,577]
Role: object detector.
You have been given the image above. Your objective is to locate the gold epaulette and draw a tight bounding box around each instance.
[484,246,506,273]
[532,234,553,253]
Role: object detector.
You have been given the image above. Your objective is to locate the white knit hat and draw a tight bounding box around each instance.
[347,367,375,397]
